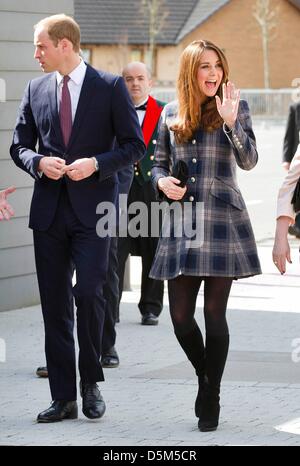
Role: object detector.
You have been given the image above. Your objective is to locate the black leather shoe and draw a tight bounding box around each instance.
[80,382,106,419]
[37,400,78,423]
[141,312,159,326]
[101,346,119,368]
[36,366,48,378]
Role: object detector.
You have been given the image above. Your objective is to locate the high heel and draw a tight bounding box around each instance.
[197,334,229,432]
[198,384,220,432]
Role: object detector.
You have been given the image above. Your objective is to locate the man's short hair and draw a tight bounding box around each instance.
[122,62,152,80]
[34,14,80,53]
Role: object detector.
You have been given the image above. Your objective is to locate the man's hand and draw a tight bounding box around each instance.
[64,158,96,181]
[39,157,66,180]
[0,186,16,220]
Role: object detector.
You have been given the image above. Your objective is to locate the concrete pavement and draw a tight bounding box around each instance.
[1,243,300,446]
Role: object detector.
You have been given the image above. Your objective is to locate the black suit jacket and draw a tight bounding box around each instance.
[283,101,300,163]
[10,64,145,230]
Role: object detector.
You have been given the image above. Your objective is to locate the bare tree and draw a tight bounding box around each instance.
[115,31,130,74]
[253,0,279,88]
[141,0,168,74]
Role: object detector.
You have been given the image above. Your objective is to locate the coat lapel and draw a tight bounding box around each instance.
[47,73,64,147]
[66,65,98,150]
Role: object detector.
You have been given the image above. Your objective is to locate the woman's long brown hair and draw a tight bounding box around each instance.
[171,40,229,143]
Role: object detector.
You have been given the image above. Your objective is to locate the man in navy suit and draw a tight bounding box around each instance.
[10,14,145,423]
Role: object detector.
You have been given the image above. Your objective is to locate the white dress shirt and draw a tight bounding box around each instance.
[135,97,148,126]
[38,60,87,177]
[56,59,87,122]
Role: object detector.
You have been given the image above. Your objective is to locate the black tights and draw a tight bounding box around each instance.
[168,275,232,337]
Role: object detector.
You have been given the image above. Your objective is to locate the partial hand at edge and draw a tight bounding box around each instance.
[272,216,293,274]
[0,186,16,220]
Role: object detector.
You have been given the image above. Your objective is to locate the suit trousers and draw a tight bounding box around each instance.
[102,236,118,352]
[117,178,164,318]
[33,184,110,400]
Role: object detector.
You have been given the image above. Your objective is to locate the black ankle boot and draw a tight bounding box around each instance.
[198,383,220,432]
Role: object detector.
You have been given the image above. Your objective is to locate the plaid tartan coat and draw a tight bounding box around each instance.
[149,100,262,280]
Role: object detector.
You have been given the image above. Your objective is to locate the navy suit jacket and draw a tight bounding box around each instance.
[10,64,145,230]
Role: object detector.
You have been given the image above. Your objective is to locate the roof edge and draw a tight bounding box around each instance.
[175,0,231,44]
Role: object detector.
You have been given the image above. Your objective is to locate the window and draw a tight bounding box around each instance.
[130,49,143,62]
[129,47,157,77]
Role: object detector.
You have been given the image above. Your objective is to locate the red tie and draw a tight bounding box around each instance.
[59,75,72,147]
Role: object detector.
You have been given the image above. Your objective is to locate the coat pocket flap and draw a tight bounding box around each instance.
[210,177,245,210]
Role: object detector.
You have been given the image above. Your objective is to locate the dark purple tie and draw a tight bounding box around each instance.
[59,75,72,147]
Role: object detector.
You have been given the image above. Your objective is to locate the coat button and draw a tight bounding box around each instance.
[189,196,194,202]
[192,158,197,163]
[152,139,157,145]
[150,155,154,160]
[192,139,196,144]
[190,177,196,183]
[147,171,151,176]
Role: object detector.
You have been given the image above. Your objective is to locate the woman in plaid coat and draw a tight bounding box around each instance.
[150,40,261,432]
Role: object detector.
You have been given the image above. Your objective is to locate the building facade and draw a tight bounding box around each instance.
[76,0,300,89]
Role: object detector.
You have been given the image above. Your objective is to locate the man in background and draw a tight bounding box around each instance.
[117,62,165,326]
[118,62,164,325]
[100,62,165,369]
